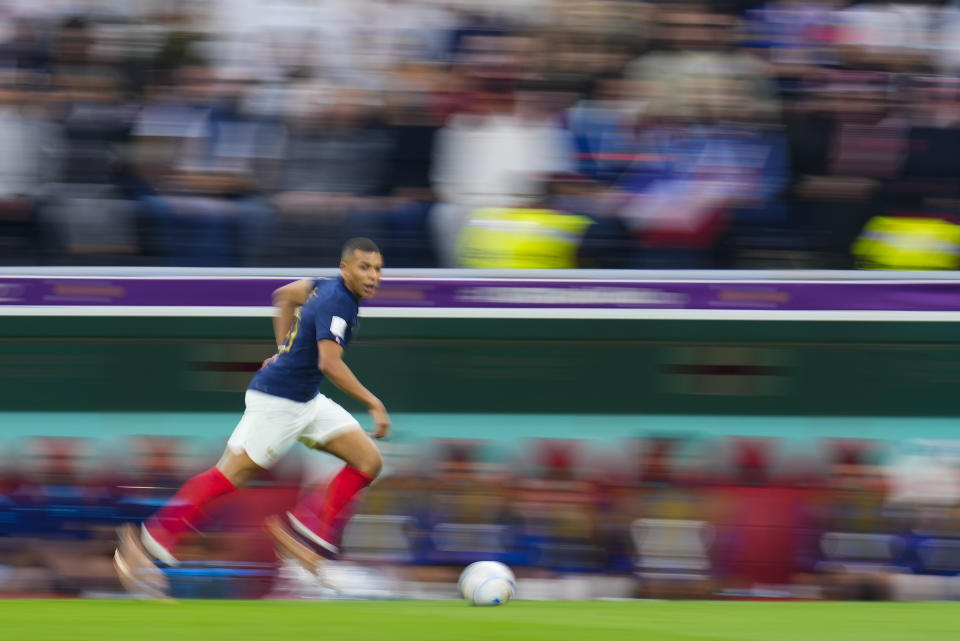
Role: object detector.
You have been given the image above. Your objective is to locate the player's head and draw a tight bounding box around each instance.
[339,237,383,300]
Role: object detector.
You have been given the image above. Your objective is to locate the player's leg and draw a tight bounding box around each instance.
[117,390,307,596]
[114,447,260,597]
[267,395,380,566]
[139,447,261,564]
[286,428,381,554]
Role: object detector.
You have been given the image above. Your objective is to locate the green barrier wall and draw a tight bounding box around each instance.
[2,316,960,418]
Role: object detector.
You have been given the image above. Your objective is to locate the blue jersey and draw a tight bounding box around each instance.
[248,276,359,402]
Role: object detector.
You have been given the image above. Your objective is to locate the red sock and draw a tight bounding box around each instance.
[289,466,374,547]
[144,466,236,553]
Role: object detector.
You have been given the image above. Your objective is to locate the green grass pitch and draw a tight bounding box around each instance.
[0,600,954,641]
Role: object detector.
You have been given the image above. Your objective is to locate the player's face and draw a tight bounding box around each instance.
[340,250,383,299]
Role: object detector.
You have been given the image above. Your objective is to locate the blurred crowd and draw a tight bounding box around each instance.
[4,0,960,269]
[3,432,960,600]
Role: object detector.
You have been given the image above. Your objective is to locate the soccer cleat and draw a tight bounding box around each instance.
[113,523,171,599]
[269,556,341,600]
[113,548,170,600]
[264,515,338,591]
[285,512,339,558]
[140,524,180,566]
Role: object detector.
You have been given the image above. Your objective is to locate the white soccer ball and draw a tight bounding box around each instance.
[458,561,516,606]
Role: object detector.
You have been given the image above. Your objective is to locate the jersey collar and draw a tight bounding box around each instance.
[337,275,362,303]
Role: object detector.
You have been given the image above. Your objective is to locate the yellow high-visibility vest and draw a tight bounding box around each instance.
[457,207,593,269]
[852,216,960,270]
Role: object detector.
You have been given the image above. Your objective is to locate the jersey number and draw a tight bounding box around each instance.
[277,286,319,354]
[278,310,301,354]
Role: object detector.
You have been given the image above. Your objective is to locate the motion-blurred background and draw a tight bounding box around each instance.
[5,0,960,270]
[3,0,960,602]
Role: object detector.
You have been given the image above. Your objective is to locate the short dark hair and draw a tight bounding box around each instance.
[341,237,381,261]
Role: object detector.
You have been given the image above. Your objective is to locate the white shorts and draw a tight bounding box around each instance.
[227,389,361,468]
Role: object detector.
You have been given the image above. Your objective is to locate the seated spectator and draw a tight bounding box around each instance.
[0,69,48,263]
[132,65,281,266]
[267,84,393,266]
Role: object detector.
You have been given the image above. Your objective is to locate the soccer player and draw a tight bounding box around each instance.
[114,237,390,597]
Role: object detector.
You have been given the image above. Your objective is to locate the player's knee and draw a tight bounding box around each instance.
[354,449,382,479]
[216,447,263,487]
[222,466,257,488]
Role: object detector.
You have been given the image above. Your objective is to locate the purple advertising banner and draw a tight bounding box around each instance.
[2,277,960,312]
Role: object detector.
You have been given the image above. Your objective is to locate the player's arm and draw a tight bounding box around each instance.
[318,339,391,439]
[272,278,314,347]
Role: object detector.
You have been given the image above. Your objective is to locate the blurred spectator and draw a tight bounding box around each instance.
[785,70,905,267]
[430,74,578,266]
[268,84,392,265]
[40,53,141,262]
[132,64,281,265]
[0,69,50,263]
[852,214,960,269]
[369,63,445,267]
[567,73,641,185]
[614,88,790,267]
[626,5,781,124]
[835,0,937,72]
[742,0,841,74]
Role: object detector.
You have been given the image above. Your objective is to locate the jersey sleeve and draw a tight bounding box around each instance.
[314,295,355,346]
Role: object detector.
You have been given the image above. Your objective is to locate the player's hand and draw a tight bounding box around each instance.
[368,401,391,439]
[261,354,279,369]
